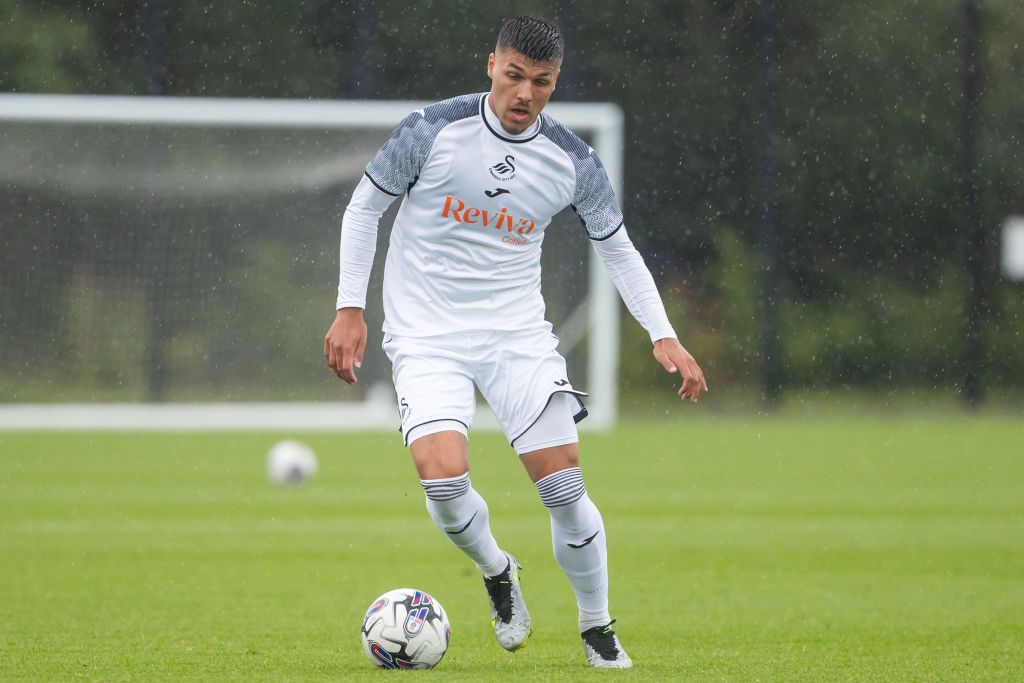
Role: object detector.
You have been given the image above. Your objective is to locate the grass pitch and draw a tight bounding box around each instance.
[1,418,1022,681]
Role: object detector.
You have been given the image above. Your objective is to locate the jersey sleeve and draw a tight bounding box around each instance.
[337,175,399,309]
[364,94,483,197]
[363,110,433,196]
[540,116,624,240]
[571,150,624,241]
[590,225,677,343]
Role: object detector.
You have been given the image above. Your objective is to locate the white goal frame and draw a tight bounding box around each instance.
[0,94,623,432]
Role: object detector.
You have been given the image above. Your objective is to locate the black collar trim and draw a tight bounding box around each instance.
[479,94,540,144]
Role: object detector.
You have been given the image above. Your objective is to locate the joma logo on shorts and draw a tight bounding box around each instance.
[440,195,537,237]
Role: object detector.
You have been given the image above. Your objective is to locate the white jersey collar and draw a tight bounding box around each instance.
[481,94,541,143]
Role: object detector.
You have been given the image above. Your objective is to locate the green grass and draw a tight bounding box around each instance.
[1,419,1022,681]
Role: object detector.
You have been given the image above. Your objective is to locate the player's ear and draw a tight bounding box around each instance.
[487,52,496,79]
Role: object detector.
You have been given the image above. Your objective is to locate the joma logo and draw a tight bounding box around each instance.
[440,195,536,236]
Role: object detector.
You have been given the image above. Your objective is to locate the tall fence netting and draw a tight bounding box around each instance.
[0,120,590,403]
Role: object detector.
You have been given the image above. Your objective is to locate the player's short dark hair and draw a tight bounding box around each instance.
[497,16,564,64]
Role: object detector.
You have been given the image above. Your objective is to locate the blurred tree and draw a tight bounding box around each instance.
[0,0,107,91]
[2,0,1023,397]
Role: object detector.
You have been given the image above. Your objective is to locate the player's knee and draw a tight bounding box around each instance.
[520,443,579,482]
[410,428,469,479]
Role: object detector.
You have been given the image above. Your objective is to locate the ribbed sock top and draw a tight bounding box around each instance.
[421,472,471,501]
[535,467,587,508]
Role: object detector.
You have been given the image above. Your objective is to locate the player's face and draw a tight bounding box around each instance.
[487,48,560,134]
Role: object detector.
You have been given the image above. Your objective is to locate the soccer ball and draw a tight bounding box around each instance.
[265,439,317,485]
[360,588,451,669]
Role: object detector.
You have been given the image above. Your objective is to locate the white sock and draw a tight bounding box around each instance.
[421,473,508,577]
[535,467,611,631]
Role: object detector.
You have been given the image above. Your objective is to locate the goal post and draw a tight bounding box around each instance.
[0,93,623,431]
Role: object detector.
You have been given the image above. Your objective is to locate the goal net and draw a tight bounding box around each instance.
[0,94,623,431]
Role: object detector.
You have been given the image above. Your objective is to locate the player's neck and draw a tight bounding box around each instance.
[484,94,540,139]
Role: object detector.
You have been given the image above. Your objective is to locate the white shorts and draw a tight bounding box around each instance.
[381,329,587,448]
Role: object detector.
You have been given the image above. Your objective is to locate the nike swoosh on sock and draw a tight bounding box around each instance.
[567,530,600,549]
[446,511,478,535]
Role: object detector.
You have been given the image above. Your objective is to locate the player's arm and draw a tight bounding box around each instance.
[325,175,398,384]
[326,108,431,384]
[590,228,708,403]
[568,141,706,403]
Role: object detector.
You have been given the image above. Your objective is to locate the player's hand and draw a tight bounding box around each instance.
[653,338,708,403]
[324,307,367,384]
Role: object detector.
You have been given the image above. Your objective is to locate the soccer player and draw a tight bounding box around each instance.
[325,16,706,669]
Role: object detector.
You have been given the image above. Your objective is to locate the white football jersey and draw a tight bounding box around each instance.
[362,93,623,337]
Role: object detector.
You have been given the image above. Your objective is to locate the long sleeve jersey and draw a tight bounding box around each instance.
[337,92,677,343]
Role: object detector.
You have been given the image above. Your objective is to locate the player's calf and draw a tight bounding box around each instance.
[535,466,611,631]
[535,465,631,666]
[420,473,531,651]
[421,472,508,576]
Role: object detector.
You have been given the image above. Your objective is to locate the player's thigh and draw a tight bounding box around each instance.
[474,330,587,448]
[516,393,582,482]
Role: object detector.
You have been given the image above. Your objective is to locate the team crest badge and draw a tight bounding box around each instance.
[489,155,517,181]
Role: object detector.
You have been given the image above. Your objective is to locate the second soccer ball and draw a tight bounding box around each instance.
[265,439,317,485]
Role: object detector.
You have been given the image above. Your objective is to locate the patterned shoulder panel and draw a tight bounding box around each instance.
[364,93,483,196]
[539,114,624,240]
